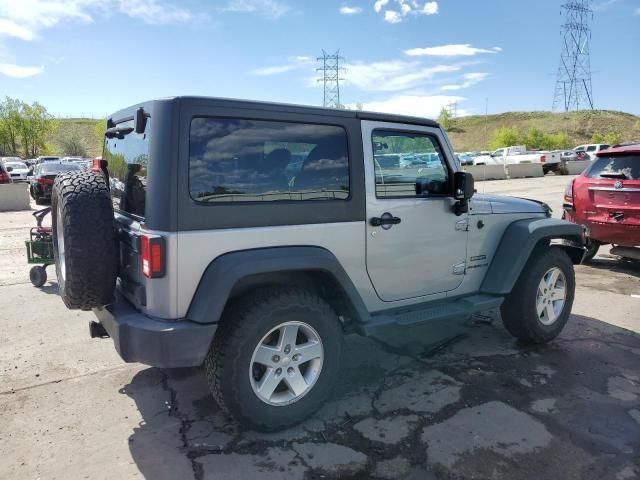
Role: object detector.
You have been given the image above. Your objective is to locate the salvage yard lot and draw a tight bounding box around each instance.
[1,176,639,480]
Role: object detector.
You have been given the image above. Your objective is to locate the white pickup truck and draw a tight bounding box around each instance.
[473,146,561,174]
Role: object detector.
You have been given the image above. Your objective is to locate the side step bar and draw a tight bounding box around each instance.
[358,294,504,335]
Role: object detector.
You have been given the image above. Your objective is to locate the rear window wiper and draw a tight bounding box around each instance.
[599,172,627,179]
[105,126,134,139]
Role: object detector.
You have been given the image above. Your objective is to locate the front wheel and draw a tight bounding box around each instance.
[205,287,344,431]
[501,246,575,344]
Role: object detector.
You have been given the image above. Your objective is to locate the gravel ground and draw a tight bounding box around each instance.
[1,177,639,480]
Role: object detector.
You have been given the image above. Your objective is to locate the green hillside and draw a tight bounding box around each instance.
[49,110,640,158]
[447,110,640,151]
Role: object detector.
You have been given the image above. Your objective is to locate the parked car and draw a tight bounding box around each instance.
[0,162,12,184]
[563,144,639,262]
[457,152,476,166]
[559,150,578,162]
[573,144,609,161]
[35,156,61,165]
[29,162,81,204]
[1,156,22,165]
[473,146,562,174]
[4,161,30,182]
[49,97,583,431]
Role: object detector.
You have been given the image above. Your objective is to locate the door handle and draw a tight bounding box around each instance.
[370,214,402,227]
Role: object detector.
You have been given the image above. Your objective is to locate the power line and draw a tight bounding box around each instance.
[552,0,594,111]
[316,50,345,108]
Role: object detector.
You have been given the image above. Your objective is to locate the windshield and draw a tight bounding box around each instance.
[6,162,27,169]
[585,155,640,180]
[40,163,80,174]
[103,118,150,218]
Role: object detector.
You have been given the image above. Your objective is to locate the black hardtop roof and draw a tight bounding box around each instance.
[109,96,440,129]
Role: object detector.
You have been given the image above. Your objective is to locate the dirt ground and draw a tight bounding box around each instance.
[1,177,639,480]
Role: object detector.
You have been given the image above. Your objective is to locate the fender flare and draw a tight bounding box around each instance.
[481,218,583,295]
[186,246,369,325]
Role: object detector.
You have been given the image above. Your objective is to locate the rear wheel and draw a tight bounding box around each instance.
[51,171,118,310]
[205,287,344,431]
[501,246,575,344]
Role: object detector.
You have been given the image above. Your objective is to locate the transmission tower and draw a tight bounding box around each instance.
[317,50,345,108]
[552,0,594,111]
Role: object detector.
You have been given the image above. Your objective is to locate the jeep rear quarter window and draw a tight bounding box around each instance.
[103,118,150,218]
[188,118,349,202]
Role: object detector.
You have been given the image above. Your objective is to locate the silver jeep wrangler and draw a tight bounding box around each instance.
[51,97,583,430]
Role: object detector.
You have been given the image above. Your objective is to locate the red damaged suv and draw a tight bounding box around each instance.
[563,144,640,263]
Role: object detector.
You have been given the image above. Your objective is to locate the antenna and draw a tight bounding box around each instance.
[552,0,594,111]
[317,50,346,108]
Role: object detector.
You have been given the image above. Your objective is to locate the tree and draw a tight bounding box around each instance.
[488,127,521,150]
[0,97,56,157]
[60,133,87,157]
[524,128,545,149]
[438,107,451,131]
[590,133,605,144]
[603,132,622,146]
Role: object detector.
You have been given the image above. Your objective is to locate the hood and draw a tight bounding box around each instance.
[473,194,549,215]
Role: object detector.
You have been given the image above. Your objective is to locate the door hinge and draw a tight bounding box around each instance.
[455,219,469,231]
[452,262,466,275]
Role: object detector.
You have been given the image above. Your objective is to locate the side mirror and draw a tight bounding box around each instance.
[454,171,474,200]
[453,171,474,216]
[134,107,147,134]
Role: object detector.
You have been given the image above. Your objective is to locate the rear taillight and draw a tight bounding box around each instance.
[564,179,575,202]
[540,155,546,163]
[140,234,165,278]
[0,172,9,182]
[38,177,54,185]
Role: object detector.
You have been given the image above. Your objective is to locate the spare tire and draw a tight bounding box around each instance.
[52,171,118,310]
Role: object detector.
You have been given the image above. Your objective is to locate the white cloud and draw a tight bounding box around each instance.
[405,44,502,57]
[252,55,313,76]
[592,0,619,11]
[441,72,488,91]
[339,6,362,15]
[119,0,192,25]
[0,62,43,78]
[422,1,438,14]
[0,19,35,40]
[635,7,640,15]
[222,0,290,19]
[344,60,461,92]
[348,94,466,118]
[374,0,389,13]
[0,0,193,41]
[384,10,402,23]
[374,0,439,23]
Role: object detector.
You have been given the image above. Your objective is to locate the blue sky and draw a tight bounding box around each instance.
[0,0,638,118]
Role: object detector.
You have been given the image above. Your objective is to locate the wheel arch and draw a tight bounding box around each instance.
[186,246,369,327]
[481,218,583,295]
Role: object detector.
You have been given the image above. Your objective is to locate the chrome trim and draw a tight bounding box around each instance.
[588,187,640,192]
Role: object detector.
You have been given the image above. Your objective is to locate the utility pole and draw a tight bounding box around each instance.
[317,50,345,108]
[552,0,594,111]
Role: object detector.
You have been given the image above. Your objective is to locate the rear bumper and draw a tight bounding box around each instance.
[563,210,639,247]
[93,291,217,368]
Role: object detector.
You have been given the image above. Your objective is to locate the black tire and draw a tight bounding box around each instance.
[205,287,344,431]
[29,266,47,287]
[51,171,118,310]
[581,240,600,264]
[501,246,575,344]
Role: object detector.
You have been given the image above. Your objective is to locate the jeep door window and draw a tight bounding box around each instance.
[103,118,150,218]
[372,130,449,198]
[189,118,349,202]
